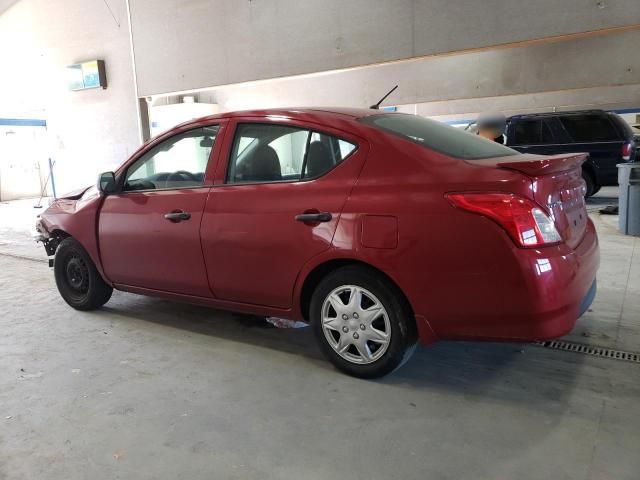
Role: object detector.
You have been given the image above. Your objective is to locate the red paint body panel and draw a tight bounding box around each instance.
[99,188,213,297]
[38,107,600,346]
[38,187,107,280]
[360,215,398,249]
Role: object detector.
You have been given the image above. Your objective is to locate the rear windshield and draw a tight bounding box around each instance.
[361,113,519,160]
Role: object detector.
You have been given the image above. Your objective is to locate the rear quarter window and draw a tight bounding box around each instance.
[361,114,519,160]
[609,114,635,140]
[559,114,620,142]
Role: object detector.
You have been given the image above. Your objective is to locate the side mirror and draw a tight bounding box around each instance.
[97,171,117,194]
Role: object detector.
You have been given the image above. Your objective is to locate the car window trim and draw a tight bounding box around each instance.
[223,121,359,186]
[116,184,214,195]
[299,130,313,180]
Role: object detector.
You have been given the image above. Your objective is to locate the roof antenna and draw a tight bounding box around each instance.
[370,85,398,110]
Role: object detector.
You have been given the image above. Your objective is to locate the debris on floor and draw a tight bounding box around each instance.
[232,313,308,329]
[265,317,308,329]
[599,205,619,215]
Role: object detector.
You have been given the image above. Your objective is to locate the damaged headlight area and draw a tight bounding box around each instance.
[34,218,63,260]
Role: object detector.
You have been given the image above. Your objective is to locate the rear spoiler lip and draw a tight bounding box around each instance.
[471,152,588,176]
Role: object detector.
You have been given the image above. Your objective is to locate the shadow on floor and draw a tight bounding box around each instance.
[586,196,618,206]
[97,292,585,412]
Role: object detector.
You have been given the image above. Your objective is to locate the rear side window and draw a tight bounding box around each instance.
[227,123,357,184]
[361,114,519,160]
[511,119,555,145]
[559,114,619,142]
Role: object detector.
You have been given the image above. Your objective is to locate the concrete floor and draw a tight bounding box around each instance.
[1,188,639,479]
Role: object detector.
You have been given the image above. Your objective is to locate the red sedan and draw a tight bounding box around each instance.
[36,108,599,378]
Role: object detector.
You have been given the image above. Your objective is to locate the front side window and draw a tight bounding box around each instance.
[511,119,555,145]
[559,114,619,142]
[226,123,356,184]
[124,126,219,191]
[361,113,519,160]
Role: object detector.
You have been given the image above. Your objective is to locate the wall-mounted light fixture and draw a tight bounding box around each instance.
[66,60,107,91]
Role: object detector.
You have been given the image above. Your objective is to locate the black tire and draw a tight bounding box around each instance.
[54,237,113,310]
[582,169,597,198]
[310,265,417,378]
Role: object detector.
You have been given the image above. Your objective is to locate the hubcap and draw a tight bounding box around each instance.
[321,285,391,364]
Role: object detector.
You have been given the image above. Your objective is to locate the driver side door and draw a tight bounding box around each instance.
[99,122,225,297]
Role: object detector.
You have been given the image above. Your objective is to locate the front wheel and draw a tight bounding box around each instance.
[54,237,113,310]
[311,266,417,378]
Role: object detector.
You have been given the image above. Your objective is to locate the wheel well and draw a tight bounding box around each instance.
[42,229,70,256]
[582,163,596,184]
[299,259,414,322]
[52,229,70,239]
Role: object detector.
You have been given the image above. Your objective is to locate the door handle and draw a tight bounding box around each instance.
[164,211,191,222]
[295,212,332,223]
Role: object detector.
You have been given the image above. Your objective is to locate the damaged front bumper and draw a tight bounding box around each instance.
[34,218,59,262]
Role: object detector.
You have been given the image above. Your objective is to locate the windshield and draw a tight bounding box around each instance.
[361,113,519,160]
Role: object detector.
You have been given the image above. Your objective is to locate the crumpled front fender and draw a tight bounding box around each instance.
[36,188,110,283]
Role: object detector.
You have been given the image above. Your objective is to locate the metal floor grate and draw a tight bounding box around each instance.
[534,340,640,364]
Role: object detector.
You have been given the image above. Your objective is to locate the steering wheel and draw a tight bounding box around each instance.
[165,170,197,187]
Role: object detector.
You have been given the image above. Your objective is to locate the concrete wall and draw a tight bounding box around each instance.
[179,28,640,116]
[400,84,640,123]
[0,0,140,196]
[130,0,640,97]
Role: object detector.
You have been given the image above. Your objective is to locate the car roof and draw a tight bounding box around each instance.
[507,109,612,121]
[172,107,384,131]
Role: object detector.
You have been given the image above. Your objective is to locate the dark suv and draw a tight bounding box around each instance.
[504,110,636,196]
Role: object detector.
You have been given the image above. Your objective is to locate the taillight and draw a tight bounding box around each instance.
[446,193,562,248]
[622,142,632,161]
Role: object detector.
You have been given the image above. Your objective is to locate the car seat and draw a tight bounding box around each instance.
[305,141,333,178]
[244,145,282,182]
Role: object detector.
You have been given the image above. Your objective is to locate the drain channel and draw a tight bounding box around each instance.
[534,340,640,364]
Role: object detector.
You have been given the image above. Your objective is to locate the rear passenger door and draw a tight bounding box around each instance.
[200,119,367,309]
[507,117,557,155]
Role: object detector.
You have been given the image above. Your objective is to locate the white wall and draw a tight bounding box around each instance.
[0,0,140,196]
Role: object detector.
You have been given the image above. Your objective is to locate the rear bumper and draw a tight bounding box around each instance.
[421,218,600,343]
[578,279,597,318]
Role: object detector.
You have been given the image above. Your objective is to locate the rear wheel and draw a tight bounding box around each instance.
[311,266,417,378]
[582,169,597,198]
[54,237,113,310]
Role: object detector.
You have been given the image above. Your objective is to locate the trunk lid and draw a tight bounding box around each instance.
[471,153,589,249]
